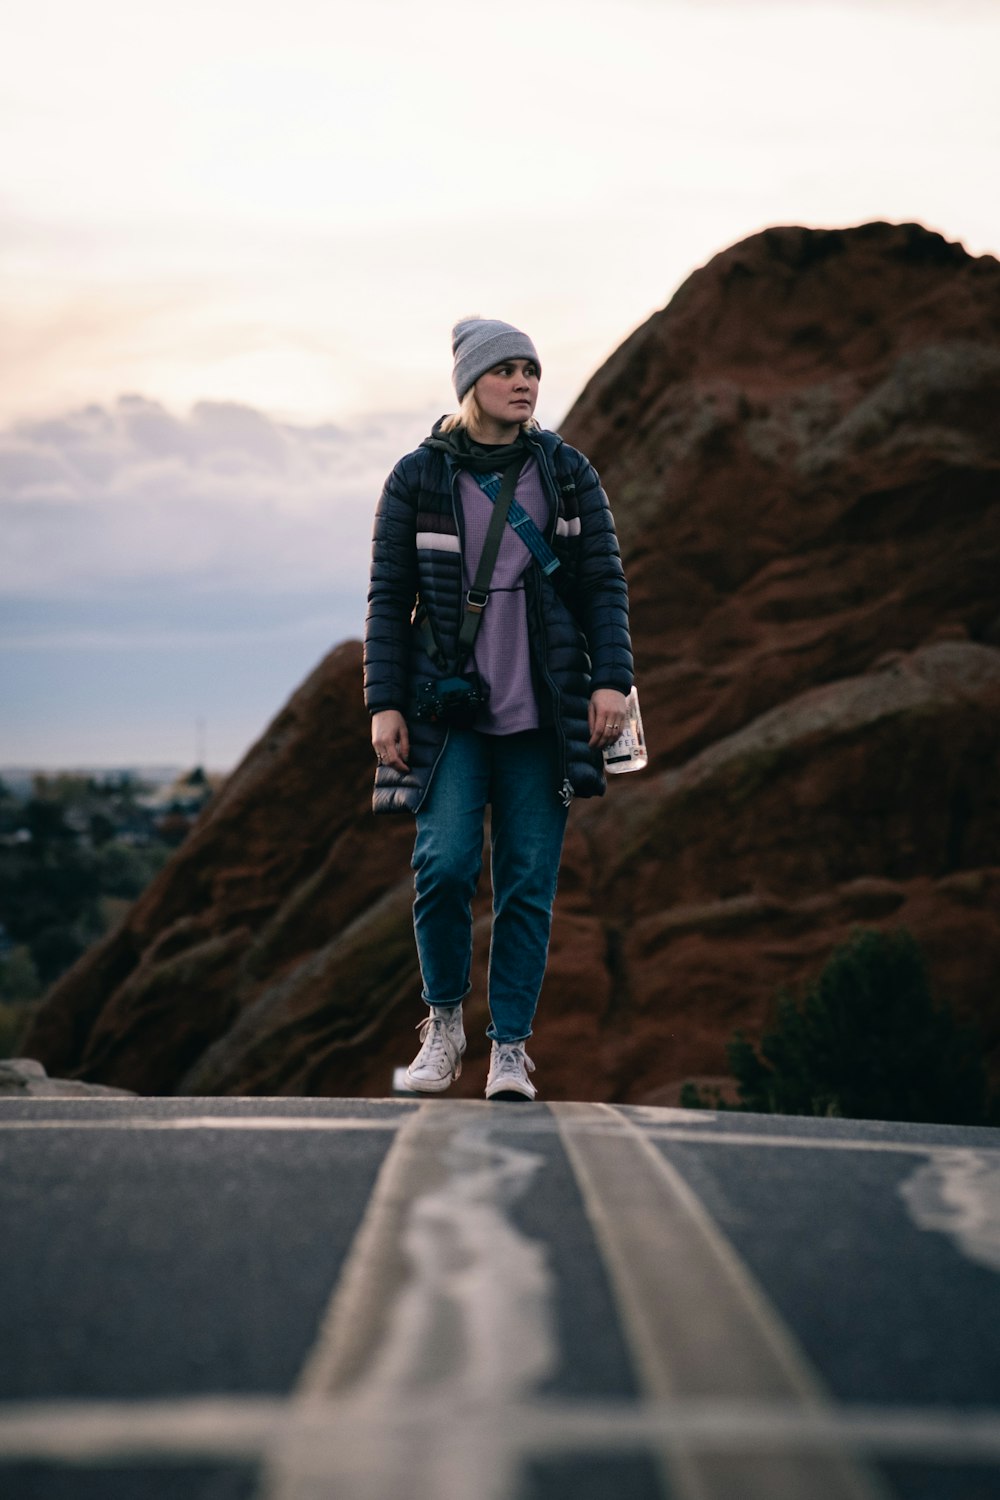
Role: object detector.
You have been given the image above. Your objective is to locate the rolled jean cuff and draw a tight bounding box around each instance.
[486,1024,531,1044]
[421,984,471,1010]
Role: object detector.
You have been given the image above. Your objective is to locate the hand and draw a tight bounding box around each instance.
[372,710,410,773]
[589,688,629,750]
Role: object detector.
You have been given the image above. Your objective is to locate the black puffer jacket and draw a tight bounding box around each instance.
[363,422,633,814]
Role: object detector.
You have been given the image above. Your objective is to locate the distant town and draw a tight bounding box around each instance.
[0,764,224,800]
[0,764,228,1057]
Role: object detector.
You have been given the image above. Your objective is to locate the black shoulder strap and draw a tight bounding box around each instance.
[455,458,522,662]
[420,458,523,672]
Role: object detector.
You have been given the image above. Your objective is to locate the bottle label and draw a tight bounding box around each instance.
[602,686,648,774]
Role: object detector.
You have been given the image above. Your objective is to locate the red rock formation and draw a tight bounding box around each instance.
[24,221,1000,1104]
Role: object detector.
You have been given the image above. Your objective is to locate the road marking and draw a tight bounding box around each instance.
[259,1098,558,1500]
[900,1149,1000,1273]
[3,1396,1000,1464]
[5,1099,998,1494]
[1,1105,996,1162]
[0,1116,408,1131]
[553,1101,891,1500]
[639,1126,1000,1158]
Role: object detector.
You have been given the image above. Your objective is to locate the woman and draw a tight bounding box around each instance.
[364,317,633,1101]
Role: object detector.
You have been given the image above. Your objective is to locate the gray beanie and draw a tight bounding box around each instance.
[451,318,541,401]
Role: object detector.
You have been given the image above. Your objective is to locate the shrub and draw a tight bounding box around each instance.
[0,945,43,1005]
[0,1001,42,1060]
[685,928,995,1125]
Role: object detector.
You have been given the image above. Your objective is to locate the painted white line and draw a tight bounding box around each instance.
[551,1115,1000,1159]
[553,1101,891,1500]
[3,1105,995,1161]
[900,1149,1000,1274]
[640,1127,1000,1158]
[259,1098,558,1500]
[0,1397,285,1461]
[3,1397,1000,1465]
[0,1116,407,1132]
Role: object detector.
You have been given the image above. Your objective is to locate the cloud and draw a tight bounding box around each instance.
[1,396,435,601]
[672,0,996,8]
[0,396,439,763]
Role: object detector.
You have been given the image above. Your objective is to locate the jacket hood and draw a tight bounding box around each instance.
[421,418,564,463]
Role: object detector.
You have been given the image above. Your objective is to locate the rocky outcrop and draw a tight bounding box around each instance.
[23,221,1000,1101]
[21,639,416,1095]
[0,1058,135,1097]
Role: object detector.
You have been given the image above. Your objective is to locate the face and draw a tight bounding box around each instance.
[473,358,540,438]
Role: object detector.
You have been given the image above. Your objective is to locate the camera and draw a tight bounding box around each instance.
[414,673,488,727]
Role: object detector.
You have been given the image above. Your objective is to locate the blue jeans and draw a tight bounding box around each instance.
[411,729,569,1043]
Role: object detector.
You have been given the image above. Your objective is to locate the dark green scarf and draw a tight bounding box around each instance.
[422,420,530,473]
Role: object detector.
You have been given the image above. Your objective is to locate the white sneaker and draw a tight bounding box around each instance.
[485,1041,537,1102]
[404,1006,466,1093]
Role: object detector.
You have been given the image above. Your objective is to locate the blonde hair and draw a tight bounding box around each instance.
[440,387,540,438]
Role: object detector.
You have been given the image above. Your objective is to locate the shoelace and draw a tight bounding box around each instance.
[492,1044,535,1078]
[414,1014,461,1067]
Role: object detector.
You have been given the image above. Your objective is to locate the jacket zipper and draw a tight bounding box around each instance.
[522,448,574,804]
[525,432,562,544]
[527,574,573,806]
[423,444,574,810]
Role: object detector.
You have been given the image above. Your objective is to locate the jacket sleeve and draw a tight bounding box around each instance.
[570,450,634,695]
[363,454,420,715]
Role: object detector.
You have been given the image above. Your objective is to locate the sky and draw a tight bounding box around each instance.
[3,0,999,771]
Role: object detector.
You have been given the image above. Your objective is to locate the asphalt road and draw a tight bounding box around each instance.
[1,1096,999,1499]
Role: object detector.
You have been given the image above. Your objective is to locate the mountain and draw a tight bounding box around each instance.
[24,221,1000,1102]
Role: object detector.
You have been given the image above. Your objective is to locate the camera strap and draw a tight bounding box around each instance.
[471,471,561,577]
[419,458,524,673]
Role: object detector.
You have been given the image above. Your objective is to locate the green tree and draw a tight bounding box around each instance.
[0,945,43,1060]
[94,840,168,898]
[685,928,994,1126]
[0,775,172,1004]
[89,811,116,847]
[0,777,20,836]
[24,797,76,855]
[0,945,42,1004]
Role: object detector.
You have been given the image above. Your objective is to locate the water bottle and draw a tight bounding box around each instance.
[603,686,648,774]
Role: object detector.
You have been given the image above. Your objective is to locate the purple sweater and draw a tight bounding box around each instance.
[457,457,549,735]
